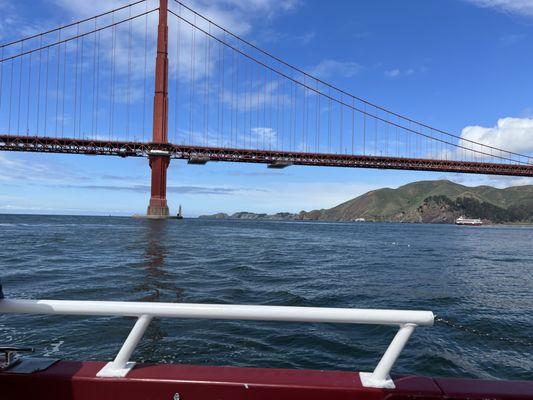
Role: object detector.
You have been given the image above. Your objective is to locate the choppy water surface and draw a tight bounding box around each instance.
[0,215,531,380]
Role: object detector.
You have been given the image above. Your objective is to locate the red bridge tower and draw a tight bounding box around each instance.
[147,0,170,217]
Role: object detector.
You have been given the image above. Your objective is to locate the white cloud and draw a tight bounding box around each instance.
[0,154,80,183]
[40,0,303,87]
[51,0,300,36]
[461,117,533,155]
[306,59,361,79]
[465,0,533,17]
[1,0,302,91]
[251,126,276,142]
[385,68,414,78]
[441,173,533,188]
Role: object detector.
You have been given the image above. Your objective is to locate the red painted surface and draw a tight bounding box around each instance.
[434,377,533,399]
[147,0,170,217]
[0,361,532,400]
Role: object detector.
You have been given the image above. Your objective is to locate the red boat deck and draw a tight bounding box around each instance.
[1,360,532,400]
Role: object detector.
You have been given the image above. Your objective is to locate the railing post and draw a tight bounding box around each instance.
[359,323,416,389]
[97,314,153,378]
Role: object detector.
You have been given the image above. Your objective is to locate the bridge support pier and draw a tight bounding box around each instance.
[147,155,170,218]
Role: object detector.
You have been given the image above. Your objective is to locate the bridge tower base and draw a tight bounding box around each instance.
[146,155,170,218]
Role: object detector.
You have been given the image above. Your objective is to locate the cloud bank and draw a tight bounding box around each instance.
[461,117,533,155]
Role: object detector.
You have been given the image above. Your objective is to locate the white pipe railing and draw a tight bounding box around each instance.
[0,299,434,389]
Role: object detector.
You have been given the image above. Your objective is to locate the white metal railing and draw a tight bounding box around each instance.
[0,299,434,389]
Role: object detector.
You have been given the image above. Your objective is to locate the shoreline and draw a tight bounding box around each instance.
[197,216,533,226]
[1,213,532,226]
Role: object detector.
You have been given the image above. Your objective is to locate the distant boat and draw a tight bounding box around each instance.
[176,205,183,220]
[455,216,482,226]
[354,218,366,222]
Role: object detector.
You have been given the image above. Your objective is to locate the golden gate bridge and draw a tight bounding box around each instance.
[0,0,532,217]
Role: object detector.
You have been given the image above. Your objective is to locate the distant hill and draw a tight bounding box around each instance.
[199,180,533,224]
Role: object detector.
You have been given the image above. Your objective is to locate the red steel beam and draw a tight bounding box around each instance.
[1,135,532,177]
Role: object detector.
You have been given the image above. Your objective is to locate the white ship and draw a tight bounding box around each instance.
[455,216,482,226]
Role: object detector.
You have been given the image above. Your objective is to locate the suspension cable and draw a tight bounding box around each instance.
[0,9,158,64]
[169,3,529,161]
[0,0,148,49]
[168,9,526,163]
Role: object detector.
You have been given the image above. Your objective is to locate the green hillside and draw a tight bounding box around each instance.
[200,180,533,224]
[300,180,533,223]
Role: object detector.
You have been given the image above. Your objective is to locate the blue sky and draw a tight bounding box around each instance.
[1,0,532,216]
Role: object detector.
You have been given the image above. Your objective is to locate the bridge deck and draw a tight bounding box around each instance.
[1,135,532,177]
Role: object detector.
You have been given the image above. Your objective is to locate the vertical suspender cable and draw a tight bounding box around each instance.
[95,29,101,138]
[302,76,306,152]
[54,32,60,136]
[73,24,79,138]
[79,34,85,138]
[189,18,196,145]
[243,57,247,148]
[235,47,240,148]
[328,88,332,153]
[374,110,378,156]
[262,67,266,150]
[26,49,32,135]
[143,1,149,141]
[256,66,260,149]
[363,102,366,155]
[291,81,296,151]
[203,28,209,146]
[61,36,67,137]
[91,19,97,137]
[217,40,222,147]
[127,6,133,140]
[338,93,342,154]
[247,60,252,148]
[0,47,3,120]
[110,13,117,140]
[396,116,399,157]
[385,114,388,156]
[277,74,281,151]
[36,35,43,135]
[0,47,3,123]
[279,70,283,150]
[316,86,320,153]
[175,6,182,142]
[44,47,49,136]
[8,57,13,133]
[230,48,234,146]
[351,97,355,155]
[17,42,23,134]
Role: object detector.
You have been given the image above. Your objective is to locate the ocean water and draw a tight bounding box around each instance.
[0,214,531,381]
